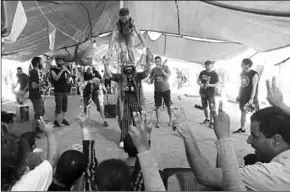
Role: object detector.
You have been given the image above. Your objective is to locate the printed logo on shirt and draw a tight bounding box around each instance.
[201,75,211,83]
[241,75,250,87]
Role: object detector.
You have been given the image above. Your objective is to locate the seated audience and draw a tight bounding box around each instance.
[48,150,85,191]
[20,132,43,170]
[1,117,59,191]
[173,76,290,191]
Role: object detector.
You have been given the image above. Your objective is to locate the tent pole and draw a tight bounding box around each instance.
[120,1,123,8]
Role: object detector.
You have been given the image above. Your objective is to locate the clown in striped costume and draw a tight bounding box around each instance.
[103,48,152,148]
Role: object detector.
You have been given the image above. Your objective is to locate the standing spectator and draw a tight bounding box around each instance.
[197,60,219,128]
[14,67,29,104]
[233,58,259,134]
[148,56,172,128]
[29,57,45,133]
[92,67,102,80]
[50,57,71,127]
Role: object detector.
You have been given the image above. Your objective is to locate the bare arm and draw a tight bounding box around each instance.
[45,132,59,168]
[133,24,146,47]
[51,69,66,81]
[182,134,223,188]
[103,56,112,78]
[138,51,152,79]
[108,26,119,53]
[250,74,259,99]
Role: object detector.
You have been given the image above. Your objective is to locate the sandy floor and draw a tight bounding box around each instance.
[2,84,253,169]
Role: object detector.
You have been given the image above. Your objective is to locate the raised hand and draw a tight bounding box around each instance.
[172,107,190,138]
[129,111,150,153]
[266,77,283,108]
[38,117,54,134]
[212,111,231,140]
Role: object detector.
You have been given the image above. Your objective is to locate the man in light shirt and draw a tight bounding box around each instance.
[175,77,290,191]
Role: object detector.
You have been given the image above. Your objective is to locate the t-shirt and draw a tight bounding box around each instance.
[11,160,53,191]
[51,67,68,93]
[198,70,219,97]
[17,73,29,91]
[29,69,41,100]
[150,66,171,92]
[83,72,93,96]
[240,70,259,99]
[239,150,290,191]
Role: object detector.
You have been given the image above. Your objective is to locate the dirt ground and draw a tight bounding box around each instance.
[2,84,253,169]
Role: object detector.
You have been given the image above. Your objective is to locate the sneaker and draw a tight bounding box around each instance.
[103,121,108,127]
[209,122,214,129]
[62,119,70,126]
[119,141,124,148]
[54,120,61,127]
[201,119,210,125]
[155,123,160,128]
[233,128,246,134]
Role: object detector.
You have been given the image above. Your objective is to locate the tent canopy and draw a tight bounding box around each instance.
[2,1,290,64]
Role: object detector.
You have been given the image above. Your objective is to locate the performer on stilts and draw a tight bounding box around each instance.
[103,48,152,148]
[107,8,146,63]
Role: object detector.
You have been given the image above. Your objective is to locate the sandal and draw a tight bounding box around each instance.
[103,121,108,127]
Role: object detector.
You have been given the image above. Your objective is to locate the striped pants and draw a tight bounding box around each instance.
[119,93,142,142]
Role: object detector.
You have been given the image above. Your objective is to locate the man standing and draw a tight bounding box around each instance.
[149,56,172,128]
[233,58,259,134]
[197,60,219,128]
[81,67,108,126]
[29,57,45,133]
[50,57,71,127]
[15,67,29,104]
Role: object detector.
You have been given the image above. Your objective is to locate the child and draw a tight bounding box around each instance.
[107,8,146,63]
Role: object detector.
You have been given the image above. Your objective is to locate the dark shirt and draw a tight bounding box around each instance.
[240,70,259,99]
[198,70,219,97]
[83,72,94,96]
[29,69,41,100]
[51,67,68,93]
[48,182,70,191]
[17,73,29,90]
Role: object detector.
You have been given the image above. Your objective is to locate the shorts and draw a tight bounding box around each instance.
[239,96,259,111]
[117,34,134,50]
[154,90,171,108]
[31,98,45,120]
[54,93,68,114]
[200,94,216,111]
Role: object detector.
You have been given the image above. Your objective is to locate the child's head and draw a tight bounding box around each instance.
[119,8,130,23]
[124,134,138,157]
[1,133,29,191]
[95,159,131,191]
[54,150,86,188]
[20,132,37,152]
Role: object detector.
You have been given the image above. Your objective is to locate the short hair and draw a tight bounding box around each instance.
[205,60,215,65]
[95,159,131,191]
[250,107,290,145]
[31,57,41,68]
[54,150,85,187]
[1,133,29,191]
[242,58,253,67]
[17,67,22,71]
[20,132,36,152]
[155,56,161,61]
[55,57,64,62]
[119,8,129,16]
[124,134,138,157]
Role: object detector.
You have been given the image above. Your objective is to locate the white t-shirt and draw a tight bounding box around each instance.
[240,150,290,191]
[11,160,53,191]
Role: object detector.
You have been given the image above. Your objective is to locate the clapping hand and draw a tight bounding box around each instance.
[266,77,283,108]
[129,111,152,153]
[212,111,231,140]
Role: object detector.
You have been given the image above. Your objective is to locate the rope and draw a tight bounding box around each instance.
[34,0,81,43]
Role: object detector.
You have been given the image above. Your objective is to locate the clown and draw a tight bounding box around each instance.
[103,48,152,148]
